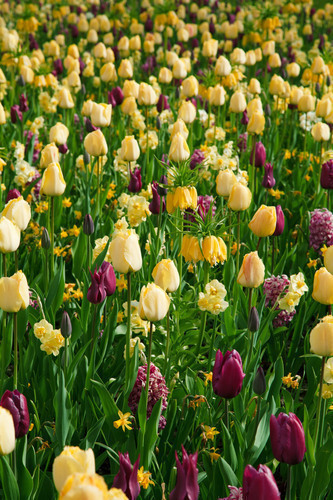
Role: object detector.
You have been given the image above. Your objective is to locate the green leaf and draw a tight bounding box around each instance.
[144,398,163,468]
[80,417,105,450]
[0,456,20,500]
[45,260,65,314]
[218,457,240,489]
[54,371,70,450]
[303,405,316,467]
[72,230,87,280]
[91,379,119,423]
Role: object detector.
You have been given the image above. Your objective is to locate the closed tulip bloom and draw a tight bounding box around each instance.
[209,85,226,106]
[2,196,31,231]
[121,96,137,115]
[311,56,325,74]
[128,168,142,193]
[6,189,21,203]
[270,412,306,465]
[262,163,276,189]
[245,50,256,66]
[250,141,266,167]
[49,123,69,145]
[237,251,265,288]
[215,56,231,77]
[316,98,332,118]
[290,87,303,106]
[0,407,15,455]
[0,271,29,313]
[202,39,218,58]
[182,75,199,97]
[170,446,199,500]
[247,98,263,119]
[159,67,173,84]
[53,447,95,493]
[84,129,108,156]
[286,62,300,78]
[120,136,140,162]
[216,169,237,197]
[178,100,196,124]
[118,59,133,79]
[173,59,187,79]
[247,112,265,135]
[100,62,117,82]
[139,283,170,322]
[249,205,277,237]
[312,267,333,305]
[169,133,190,162]
[310,316,333,356]
[213,349,245,399]
[138,82,156,106]
[273,205,285,236]
[269,53,281,68]
[311,122,330,142]
[112,452,140,500]
[40,143,59,168]
[170,119,189,140]
[58,88,74,109]
[228,183,252,211]
[90,102,112,127]
[202,236,227,266]
[248,78,261,95]
[0,390,29,439]
[59,473,110,500]
[262,40,275,56]
[0,103,6,124]
[40,162,66,197]
[229,91,247,113]
[243,464,280,500]
[152,259,179,292]
[324,245,333,274]
[298,94,315,112]
[109,230,142,273]
[123,80,139,99]
[269,75,285,96]
[0,217,20,253]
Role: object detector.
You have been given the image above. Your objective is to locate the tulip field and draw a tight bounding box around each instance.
[1,0,333,498]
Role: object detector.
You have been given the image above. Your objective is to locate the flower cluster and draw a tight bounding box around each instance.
[198,279,229,315]
[33,319,65,356]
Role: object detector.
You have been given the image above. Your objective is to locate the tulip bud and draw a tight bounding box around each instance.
[250,141,266,167]
[273,205,285,236]
[6,189,21,203]
[228,183,252,211]
[83,150,90,166]
[152,259,179,293]
[0,390,29,438]
[83,214,94,235]
[249,205,277,237]
[41,227,51,249]
[109,229,142,274]
[0,407,16,455]
[243,464,280,500]
[216,169,237,198]
[248,306,260,332]
[253,367,266,395]
[312,267,333,305]
[229,90,247,113]
[84,129,108,157]
[149,181,165,215]
[60,311,72,339]
[0,217,20,254]
[40,162,66,197]
[128,168,142,193]
[112,452,140,500]
[138,283,170,322]
[213,349,245,399]
[262,162,276,189]
[158,175,168,196]
[270,412,306,465]
[156,94,170,113]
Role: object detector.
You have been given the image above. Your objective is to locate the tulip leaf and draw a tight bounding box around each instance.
[218,457,240,489]
[45,260,65,315]
[90,379,119,423]
[143,397,163,468]
[80,417,105,450]
[303,405,316,467]
[0,456,20,500]
[54,371,70,452]
[71,230,87,280]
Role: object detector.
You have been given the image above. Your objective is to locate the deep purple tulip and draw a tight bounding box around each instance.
[19,94,29,113]
[71,25,79,38]
[158,175,168,196]
[145,17,153,31]
[108,92,117,107]
[149,181,165,215]
[213,350,245,399]
[273,205,285,236]
[197,195,216,221]
[58,144,68,154]
[83,214,94,235]
[112,452,140,500]
[53,58,64,75]
[170,445,199,500]
[241,110,249,125]
[85,118,98,132]
[243,464,280,500]
[87,268,107,304]
[128,167,142,193]
[0,390,29,438]
[6,189,21,203]
[321,160,333,189]
[190,149,205,170]
[11,105,23,124]
[270,412,306,465]
[250,141,266,167]
[100,261,116,296]
[28,34,39,50]
[111,86,124,106]
[262,163,276,188]
[157,94,170,113]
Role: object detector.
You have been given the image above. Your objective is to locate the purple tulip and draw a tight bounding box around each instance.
[53,58,64,75]
[112,452,140,500]
[250,141,266,168]
[111,86,124,106]
[100,261,116,296]
[0,390,29,438]
[29,34,39,50]
[11,105,23,124]
[108,92,117,107]
[149,181,165,215]
[6,189,21,203]
[157,94,170,113]
[262,163,276,188]
[273,205,285,236]
[213,350,245,399]
[19,94,29,113]
[241,110,249,126]
[58,144,68,154]
[87,268,106,304]
[158,175,168,196]
[85,118,98,133]
[145,17,153,31]
[128,168,142,193]
[243,464,280,500]
[170,445,199,500]
[190,149,205,170]
[270,412,306,465]
[321,160,333,189]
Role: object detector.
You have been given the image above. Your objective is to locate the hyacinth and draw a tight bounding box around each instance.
[263,275,296,327]
[309,208,333,251]
[128,363,168,429]
[190,149,205,170]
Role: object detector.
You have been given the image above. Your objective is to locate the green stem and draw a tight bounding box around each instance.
[64,338,68,382]
[317,142,323,195]
[245,288,254,372]
[13,312,18,389]
[208,315,218,369]
[195,261,210,356]
[225,399,229,431]
[96,157,100,217]
[236,211,241,276]
[177,211,183,335]
[272,236,275,274]
[227,211,232,259]
[314,356,326,452]
[248,395,261,450]
[164,309,170,382]
[50,196,54,280]
[143,321,154,468]
[286,464,292,500]
[145,106,150,182]
[91,304,97,354]
[125,273,132,392]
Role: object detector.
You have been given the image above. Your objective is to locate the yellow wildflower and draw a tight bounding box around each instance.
[203,372,212,386]
[201,425,219,440]
[116,275,127,292]
[62,197,72,208]
[60,230,68,238]
[68,225,80,237]
[209,448,221,463]
[74,210,82,220]
[117,311,124,323]
[282,373,300,389]
[113,410,132,432]
[137,467,154,489]
[307,259,318,269]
